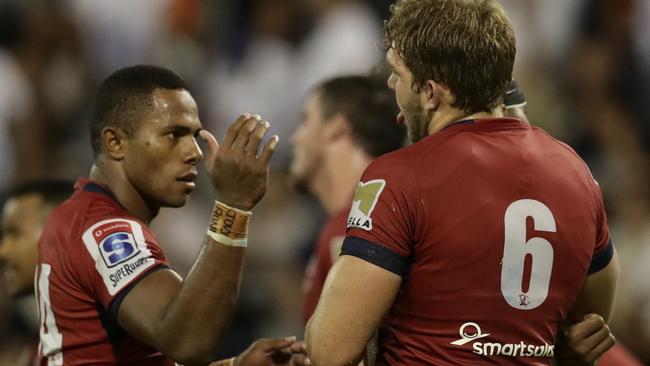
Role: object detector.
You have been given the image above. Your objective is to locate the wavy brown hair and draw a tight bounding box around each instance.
[383,0,516,113]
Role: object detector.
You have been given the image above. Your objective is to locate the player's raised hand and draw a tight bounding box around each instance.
[229,337,310,366]
[199,114,279,210]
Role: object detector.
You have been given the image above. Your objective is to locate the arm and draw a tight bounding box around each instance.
[118,115,278,365]
[305,255,401,366]
[555,249,620,365]
[569,248,619,323]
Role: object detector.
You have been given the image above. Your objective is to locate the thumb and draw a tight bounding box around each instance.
[199,130,219,171]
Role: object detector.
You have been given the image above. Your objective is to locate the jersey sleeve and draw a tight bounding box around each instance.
[79,217,170,315]
[588,182,614,274]
[342,157,418,277]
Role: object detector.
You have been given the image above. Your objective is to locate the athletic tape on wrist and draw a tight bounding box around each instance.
[206,201,251,247]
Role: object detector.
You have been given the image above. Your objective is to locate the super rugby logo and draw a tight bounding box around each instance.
[451,322,554,358]
[82,218,155,295]
[99,231,140,267]
[347,179,385,231]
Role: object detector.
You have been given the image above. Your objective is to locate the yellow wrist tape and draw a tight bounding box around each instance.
[207,201,251,247]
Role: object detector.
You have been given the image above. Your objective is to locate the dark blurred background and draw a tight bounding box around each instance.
[0,0,648,363]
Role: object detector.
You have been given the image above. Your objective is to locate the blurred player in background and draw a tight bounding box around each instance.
[291,75,406,325]
[306,0,619,365]
[0,179,74,366]
[35,65,306,366]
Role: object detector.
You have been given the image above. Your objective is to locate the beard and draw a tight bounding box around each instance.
[402,100,432,143]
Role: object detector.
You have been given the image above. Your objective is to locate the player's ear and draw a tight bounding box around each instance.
[323,114,351,142]
[101,126,128,160]
[421,80,451,112]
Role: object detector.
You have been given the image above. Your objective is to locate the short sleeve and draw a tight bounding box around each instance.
[79,217,169,311]
[342,157,417,276]
[588,182,614,274]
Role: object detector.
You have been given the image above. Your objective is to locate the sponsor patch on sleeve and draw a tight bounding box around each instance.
[82,218,156,295]
[347,179,385,231]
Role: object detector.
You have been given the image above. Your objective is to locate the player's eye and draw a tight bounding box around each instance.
[165,131,180,140]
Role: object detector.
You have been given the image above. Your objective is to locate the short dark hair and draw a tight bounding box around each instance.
[315,75,406,158]
[90,65,189,156]
[383,0,516,113]
[3,179,75,208]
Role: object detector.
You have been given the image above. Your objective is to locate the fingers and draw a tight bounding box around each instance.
[199,130,219,170]
[223,114,251,148]
[291,354,312,366]
[584,331,615,363]
[567,314,616,363]
[246,120,270,157]
[576,324,615,362]
[289,341,307,354]
[232,115,261,151]
[223,114,277,162]
[259,135,279,165]
[252,337,296,352]
[567,314,605,342]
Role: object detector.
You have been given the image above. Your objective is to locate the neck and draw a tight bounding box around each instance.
[311,142,371,216]
[428,105,503,135]
[89,161,158,224]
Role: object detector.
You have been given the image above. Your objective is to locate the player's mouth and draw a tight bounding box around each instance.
[397,112,406,125]
[178,171,198,190]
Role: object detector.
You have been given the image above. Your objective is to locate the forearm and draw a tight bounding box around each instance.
[159,201,251,364]
[119,201,251,365]
[158,239,245,364]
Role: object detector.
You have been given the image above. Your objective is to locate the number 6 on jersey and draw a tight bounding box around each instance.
[501,199,556,310]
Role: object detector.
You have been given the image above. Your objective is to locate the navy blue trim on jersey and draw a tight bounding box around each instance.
[83,182,117,199]
[83,182,127,210]
[341,236,410,277]
[588,239,614,275]
[98,304,127,349]
[108,264,170,320]
[441,119,475,131]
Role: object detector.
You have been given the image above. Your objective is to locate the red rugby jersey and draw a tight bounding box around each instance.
[36,179,175,366]
[343,118,614,365]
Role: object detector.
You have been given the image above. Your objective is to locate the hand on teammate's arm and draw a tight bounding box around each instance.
[117,114,279,365]
[554,248,620,366]
[210,338,310,366]
[554,314,616,365]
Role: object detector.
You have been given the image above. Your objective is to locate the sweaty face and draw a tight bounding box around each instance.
[387,48,431,143]
[290,92,327,192]
[0,194,47,297]
[123,89,203,208]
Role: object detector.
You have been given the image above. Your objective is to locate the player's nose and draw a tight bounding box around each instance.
[185,136,204,165]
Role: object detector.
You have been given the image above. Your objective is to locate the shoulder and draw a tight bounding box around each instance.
[531,127,601,191]
[362,143,421,182]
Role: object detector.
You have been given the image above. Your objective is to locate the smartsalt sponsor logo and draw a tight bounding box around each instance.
[451,322,554,358]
